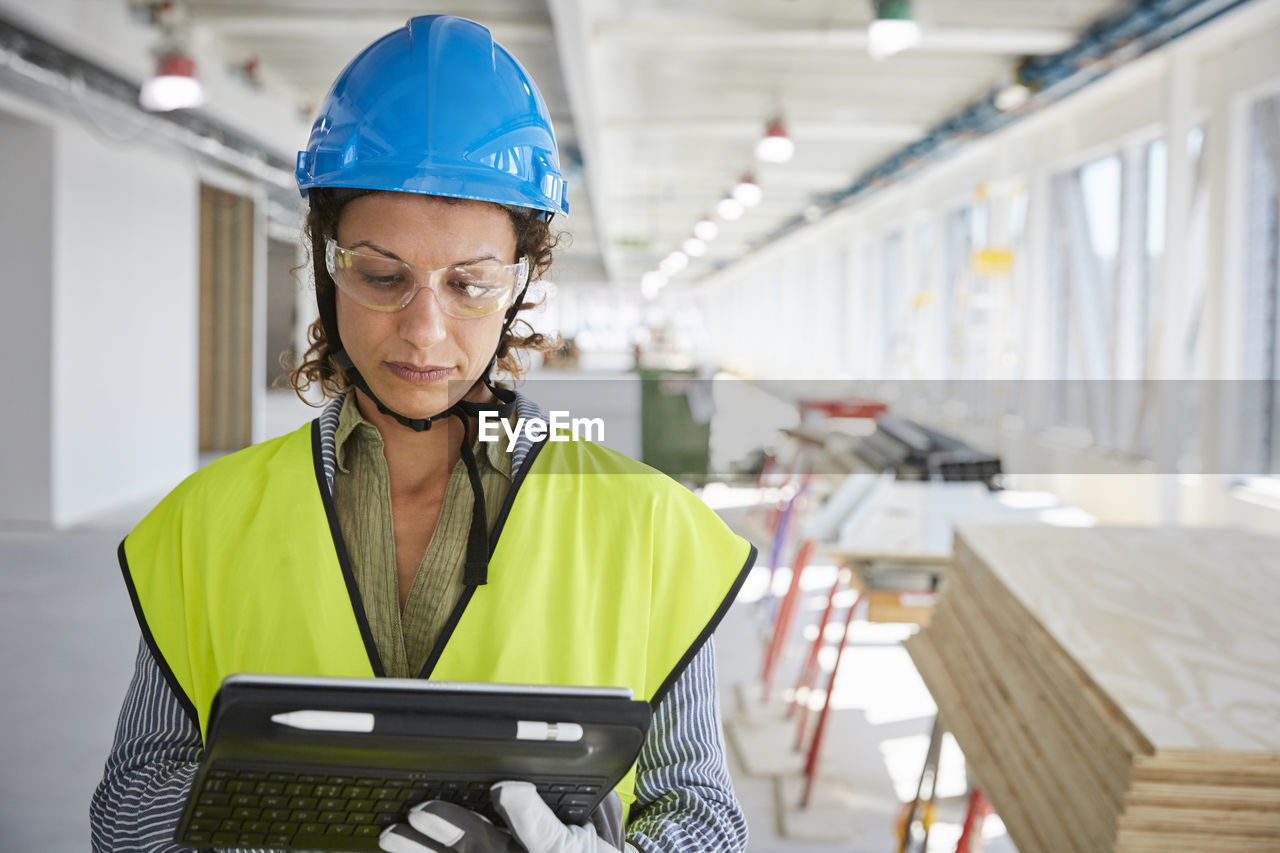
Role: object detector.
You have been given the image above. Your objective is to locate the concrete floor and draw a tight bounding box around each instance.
[0,390,1017,852]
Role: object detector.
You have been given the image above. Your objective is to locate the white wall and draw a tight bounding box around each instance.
[50,119,201,527]
[0,110,54,525]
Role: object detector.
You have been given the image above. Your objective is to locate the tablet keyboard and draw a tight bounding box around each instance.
[179,765,607,850]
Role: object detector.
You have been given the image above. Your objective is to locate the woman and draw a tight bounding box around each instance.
[91,15,754,853]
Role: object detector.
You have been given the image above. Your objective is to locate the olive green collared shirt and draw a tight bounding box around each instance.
[332,394,513,678]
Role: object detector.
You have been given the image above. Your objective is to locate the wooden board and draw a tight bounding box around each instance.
[955,524,1280,753]
[905,524,1280,852]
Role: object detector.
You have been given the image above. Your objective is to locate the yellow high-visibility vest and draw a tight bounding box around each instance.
[120,420,755,814]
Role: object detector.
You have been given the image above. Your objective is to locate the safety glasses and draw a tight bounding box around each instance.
[324,238,528,319]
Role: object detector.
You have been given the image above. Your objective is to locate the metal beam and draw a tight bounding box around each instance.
[596,23,1075,55]
[190,12,553,43]
[547,0,621,287]
[602,118,925,143]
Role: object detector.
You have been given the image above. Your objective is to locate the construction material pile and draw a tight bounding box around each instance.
[904,524,1280,852]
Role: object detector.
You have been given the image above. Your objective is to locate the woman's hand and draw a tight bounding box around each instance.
[379,782,633,853]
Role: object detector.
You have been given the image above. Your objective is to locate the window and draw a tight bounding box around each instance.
[1244,91,1280,474]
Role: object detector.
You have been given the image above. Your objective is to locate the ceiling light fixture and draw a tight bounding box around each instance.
[717,196,745,221]
[693,216,718,242]
[732,174,763,207]
[683,237,707,257]
[995,81,1032,112]
[868,0,921,60]
[641,271,668,298]
[659,251,689,276]
[139,51,205,111]
[755,119,794,163]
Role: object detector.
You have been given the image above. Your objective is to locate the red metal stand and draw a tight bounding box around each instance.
[760,537,817,700]
[955,787,992,853]
[789,566,848,750]
[800,576,865,808]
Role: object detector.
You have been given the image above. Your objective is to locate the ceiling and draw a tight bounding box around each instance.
[183,0,1134,290]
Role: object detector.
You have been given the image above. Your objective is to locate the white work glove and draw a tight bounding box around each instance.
[379,781,637,853]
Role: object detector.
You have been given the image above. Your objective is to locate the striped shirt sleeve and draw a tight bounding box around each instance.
[91,391,747,852]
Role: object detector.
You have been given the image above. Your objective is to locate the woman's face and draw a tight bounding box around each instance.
[335,191,517,420]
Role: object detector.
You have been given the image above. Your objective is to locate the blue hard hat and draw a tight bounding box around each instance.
[295,15,568,217]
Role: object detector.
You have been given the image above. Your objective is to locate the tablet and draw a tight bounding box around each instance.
[175,674,652,851]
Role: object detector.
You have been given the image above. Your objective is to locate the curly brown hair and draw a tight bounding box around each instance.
[288,188,562,403]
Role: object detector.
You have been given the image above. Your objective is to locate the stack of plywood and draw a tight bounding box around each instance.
[904,524,1280,853]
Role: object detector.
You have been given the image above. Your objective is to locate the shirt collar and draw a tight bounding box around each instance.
[333,392,511,480]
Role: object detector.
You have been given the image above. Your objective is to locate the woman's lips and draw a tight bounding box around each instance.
[385,362,454,384]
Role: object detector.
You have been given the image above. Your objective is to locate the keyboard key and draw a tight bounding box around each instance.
[285,783,312,796]
[374,813,398,826]
[561,794,596,809]
[576,785,602,794]
[211,832,239,845]
[197,793,230,806]
[358,777,382,786]
[244,820,271,833]
[319,798,345,811]
[191,806,231,821]
[185,832,210,844]
[298,774,325,783]
[241,771,266,780]
[270,821,300,834]
[313,784,342,798]
[355,824,384,837]
[325,824,354,835]
[240,834,266,846]
[372,787,399,800]
[188,819,218,832]
[327,775,354,785]
[262,808,291,821]
[209,769,233,779]
[232,807,261,820]
[299,822,325,834]
[203,779,226,792]
[375,801,400,813]
[266,834,293,846]
[343,785,372,799]
[350,812,375,824]
[269,773,295,782]
[291,809,319,823]
[227,780,257,793]
[349,798,374,811]
[217,819,242,833]
[232,794,258,808]
[562,806,589,822]
[319,810,348,824]
[255,782,284,795]
[549,784,575,793]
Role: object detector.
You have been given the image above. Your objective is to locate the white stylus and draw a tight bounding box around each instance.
[270,710,584,741]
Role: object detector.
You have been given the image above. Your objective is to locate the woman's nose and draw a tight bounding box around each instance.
[398,279,449,348]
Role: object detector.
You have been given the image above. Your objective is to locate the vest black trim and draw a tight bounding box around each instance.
[649,544,758,709]
[116,539,201,732]
[419,432,553,678]
[311,419,386,678]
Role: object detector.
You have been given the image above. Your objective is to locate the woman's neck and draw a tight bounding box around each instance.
[354,385,495,495]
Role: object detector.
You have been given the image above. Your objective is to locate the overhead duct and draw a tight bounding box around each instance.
[730,0,1253,265]
[0,15,300,212]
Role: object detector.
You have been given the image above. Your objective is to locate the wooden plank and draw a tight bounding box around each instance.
[942,556,1124,836]
[955,524,1280,753]
[904,627,1053,853]
[926,593,1105,852]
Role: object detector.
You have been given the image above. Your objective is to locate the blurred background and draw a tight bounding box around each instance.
[2,1,1278,851]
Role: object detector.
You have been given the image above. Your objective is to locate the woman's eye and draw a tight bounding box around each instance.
[359,272,406,289]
